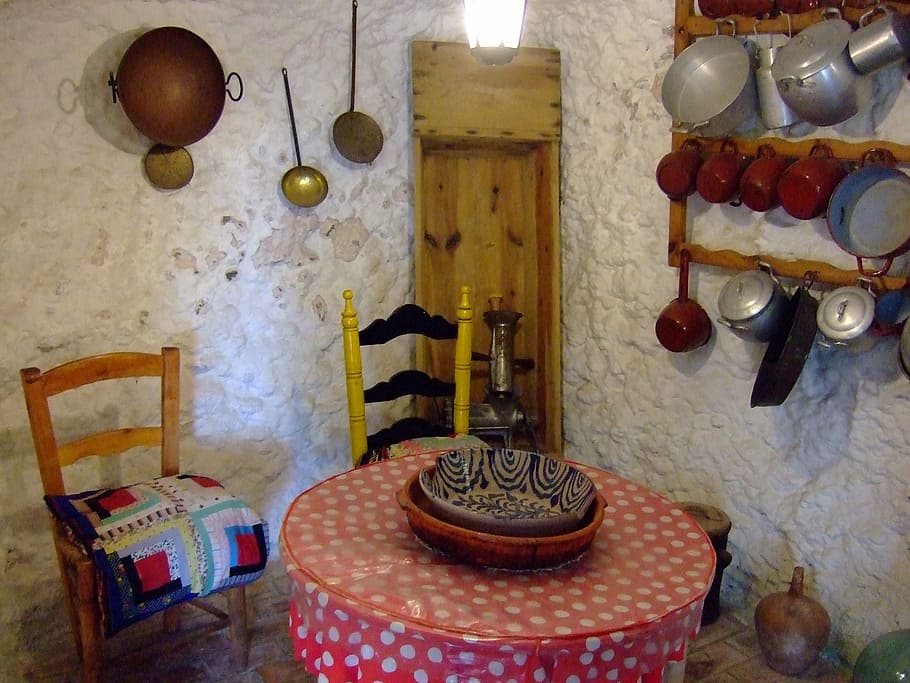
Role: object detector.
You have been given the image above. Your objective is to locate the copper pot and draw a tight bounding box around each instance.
[114,26,242,147]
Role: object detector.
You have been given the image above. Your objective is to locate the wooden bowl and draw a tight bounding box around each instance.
[397,466,605,570]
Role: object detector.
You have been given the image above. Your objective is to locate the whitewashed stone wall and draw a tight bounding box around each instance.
[0,0,907,676]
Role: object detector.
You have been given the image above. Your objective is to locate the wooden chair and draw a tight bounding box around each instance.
[20,347,267,683]
[342,286,475,467]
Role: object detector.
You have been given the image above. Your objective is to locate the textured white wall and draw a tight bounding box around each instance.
[1,0,907,676]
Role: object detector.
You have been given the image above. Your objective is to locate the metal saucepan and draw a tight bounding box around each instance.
[751,276,819,408]
[655,250,712,352]
[848,5,910,75]
[772,10,872,127]
[332,0,383,164]
[827,150,910,277]
[281,68,328,208]
[113,26,243,147]
[661,21,757,138]
[717,262,790,343]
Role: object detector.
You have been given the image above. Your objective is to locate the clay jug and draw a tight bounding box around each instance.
[754,566,831,675]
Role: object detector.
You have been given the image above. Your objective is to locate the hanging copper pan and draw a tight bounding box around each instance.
[112,26,242,147]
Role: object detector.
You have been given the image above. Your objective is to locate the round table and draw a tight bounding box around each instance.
[280,453,716,683]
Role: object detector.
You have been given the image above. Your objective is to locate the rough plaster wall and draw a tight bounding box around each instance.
[0,0,906,675]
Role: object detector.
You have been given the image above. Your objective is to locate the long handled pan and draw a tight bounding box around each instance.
[281,68,328,208]
[332,0,383,163]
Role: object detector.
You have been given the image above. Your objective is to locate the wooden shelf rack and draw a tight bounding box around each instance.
[668,0,910,290]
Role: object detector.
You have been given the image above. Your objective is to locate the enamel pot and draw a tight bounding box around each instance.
[655,250,712,353]
[771,12,872,127]
[717,262,790,343]
[751,280,819,407]
[827,150,910,277]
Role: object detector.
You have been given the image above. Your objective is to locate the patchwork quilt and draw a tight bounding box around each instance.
[45,473,268,636]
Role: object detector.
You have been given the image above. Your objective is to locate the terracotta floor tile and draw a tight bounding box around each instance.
[684,640,753,680]
[690,615,750,651]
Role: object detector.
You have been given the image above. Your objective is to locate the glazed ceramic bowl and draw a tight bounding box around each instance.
[399,467,606,570]
[418,448,597,537]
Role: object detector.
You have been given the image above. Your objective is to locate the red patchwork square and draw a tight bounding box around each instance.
[98,488,139,513]
[133,551,172,592]
[234,531,261,566]
[187,475,222,489]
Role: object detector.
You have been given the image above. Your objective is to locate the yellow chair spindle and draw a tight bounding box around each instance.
[453,285,473,435]
[342,290,368,467]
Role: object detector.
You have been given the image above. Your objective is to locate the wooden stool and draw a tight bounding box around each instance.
[681,502,732,626]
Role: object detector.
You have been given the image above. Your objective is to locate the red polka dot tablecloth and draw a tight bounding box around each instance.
[280,453,716,683]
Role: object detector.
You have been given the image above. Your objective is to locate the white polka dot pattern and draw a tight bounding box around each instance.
[280,454,715,683]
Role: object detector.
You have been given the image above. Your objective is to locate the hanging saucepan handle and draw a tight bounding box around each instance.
[225,71,243,102]
[670,121,710,134]
[856,256,894,278]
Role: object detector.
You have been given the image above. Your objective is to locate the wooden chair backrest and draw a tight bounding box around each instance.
[342,286,473,467]
[20,347,180,497]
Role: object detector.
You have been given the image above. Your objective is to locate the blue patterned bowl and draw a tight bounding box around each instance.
[418,448,598,537]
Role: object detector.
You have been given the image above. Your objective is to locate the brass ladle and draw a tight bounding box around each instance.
[281,68,328,208]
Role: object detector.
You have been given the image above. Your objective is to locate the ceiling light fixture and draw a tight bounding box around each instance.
[464,0,527,66]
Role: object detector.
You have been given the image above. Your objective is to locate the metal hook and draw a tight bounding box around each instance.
[715,17,736,37]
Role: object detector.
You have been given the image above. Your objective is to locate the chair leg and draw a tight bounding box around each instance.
[227,586,249,668]
[73,560,103,683]
[163,602,182,634]
[53,543,85,661]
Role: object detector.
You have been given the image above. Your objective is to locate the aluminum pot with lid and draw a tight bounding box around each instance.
[717,262,790,342]
[771,11,872,126]
[816,278,877,353]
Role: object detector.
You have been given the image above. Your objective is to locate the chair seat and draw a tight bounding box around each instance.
[358,433,489,466]
[45,473,268,636]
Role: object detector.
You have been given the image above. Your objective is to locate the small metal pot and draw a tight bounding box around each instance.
[772,12,872,126]
[848,6,910,75]
[717,262,790,343]
[662,24,757,138]
[816,278,877,353]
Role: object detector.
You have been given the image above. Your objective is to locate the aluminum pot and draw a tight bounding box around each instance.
[661,26,757,138]
[848,6,910,75]
[772,13,872,127]
[816,278,877,353]
[717,262,790,342]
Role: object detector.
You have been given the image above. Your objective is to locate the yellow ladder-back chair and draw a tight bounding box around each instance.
[21,347,268,683]
[342,286,474,467]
